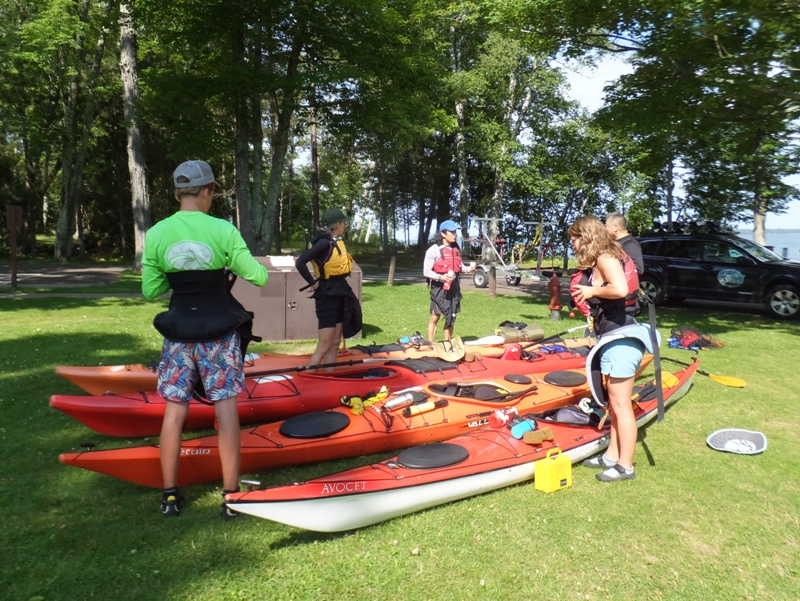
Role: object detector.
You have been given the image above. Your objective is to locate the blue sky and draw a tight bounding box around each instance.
[564,57,800,230]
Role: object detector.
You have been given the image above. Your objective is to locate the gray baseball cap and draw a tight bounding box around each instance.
[173,160,219,188]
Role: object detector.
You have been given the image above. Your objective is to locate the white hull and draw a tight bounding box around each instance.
[230,372,694,532]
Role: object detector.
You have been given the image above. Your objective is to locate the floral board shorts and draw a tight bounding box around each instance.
[157,331,245,402]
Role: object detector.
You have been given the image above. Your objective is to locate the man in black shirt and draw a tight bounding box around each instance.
[606,212,643,275]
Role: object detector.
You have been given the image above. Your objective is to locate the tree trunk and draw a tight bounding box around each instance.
[234,93,255,242]
[310,83,320,231]
[665,160,675,226]
[119,0,150,272]
[365,213,374,244]
[751,139,768,245]
[450,26,471,233]
[488,73,530,247]
[250,80,265,242]
[232,24,266,256]
[55,0,111,260]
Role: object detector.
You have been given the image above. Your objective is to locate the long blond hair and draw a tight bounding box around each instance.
[568,216,624,270]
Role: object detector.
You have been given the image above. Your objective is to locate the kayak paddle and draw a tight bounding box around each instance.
[246,357,388,378]
[660,357,746,388]
[526,325,588,347]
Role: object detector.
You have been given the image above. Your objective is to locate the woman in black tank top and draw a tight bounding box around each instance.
[568,216,642,483]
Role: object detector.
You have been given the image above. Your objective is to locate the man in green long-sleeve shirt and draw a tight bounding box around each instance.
[142,160,267,521]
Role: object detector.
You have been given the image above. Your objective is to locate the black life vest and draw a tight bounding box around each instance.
[152,269,253,343]
[571,253,639,336]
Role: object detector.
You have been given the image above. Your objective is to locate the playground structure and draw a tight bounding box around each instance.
[464,217,560,288]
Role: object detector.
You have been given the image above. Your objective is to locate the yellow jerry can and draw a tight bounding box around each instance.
[534,448,572,493]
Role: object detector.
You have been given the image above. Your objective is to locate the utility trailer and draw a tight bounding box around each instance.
[464,218,559,288]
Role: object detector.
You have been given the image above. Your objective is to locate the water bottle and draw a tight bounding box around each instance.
[443,270,454,291]
[489,406,518,428]
[510,418,537,439]
[384,390,428,411]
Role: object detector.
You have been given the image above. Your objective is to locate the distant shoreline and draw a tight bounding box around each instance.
[738,228,800,234]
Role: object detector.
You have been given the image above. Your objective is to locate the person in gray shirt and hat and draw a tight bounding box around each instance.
[423,219,475,342]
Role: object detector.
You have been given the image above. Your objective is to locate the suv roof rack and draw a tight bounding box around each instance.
[640,220,736,236]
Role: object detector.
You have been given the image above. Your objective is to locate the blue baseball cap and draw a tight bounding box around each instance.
[439,220,458,232]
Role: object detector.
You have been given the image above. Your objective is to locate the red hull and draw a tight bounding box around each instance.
[58,356,652,488]
[55,337,594,395]
[51,351,589,437]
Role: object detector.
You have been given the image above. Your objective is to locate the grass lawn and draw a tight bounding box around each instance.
[1,273,798,601]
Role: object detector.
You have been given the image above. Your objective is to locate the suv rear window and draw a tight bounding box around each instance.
[662,240,699,259]
[639,240,661,255]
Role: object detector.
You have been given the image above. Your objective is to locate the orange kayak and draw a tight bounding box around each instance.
[50,350,588,437]
[58,356,652,489]
[55,335,592,395]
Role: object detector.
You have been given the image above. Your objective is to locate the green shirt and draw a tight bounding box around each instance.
[142,211,267,300]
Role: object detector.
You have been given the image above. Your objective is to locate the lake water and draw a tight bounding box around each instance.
[737,229,800,262]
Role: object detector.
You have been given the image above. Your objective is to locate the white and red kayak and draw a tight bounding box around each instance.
[224,361,697,532]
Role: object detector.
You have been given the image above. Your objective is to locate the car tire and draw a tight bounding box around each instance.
[639,275,664,305]
[473,267,488,288]
[765,284,800,319]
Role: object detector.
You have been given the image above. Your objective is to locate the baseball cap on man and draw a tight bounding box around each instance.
[439,219,457,232]
[322,208,348,227]
[173,160,219,189]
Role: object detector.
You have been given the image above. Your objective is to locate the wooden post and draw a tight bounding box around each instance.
[6,205,22,291]
[387,253,396,286]
[488,266,496,297]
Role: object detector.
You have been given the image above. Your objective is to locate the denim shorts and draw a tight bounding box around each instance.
[599,338,645,378]
[157,330,245,402]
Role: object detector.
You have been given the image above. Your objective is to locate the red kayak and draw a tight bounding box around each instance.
[58,355,652,488]
[224,361,697,531]
[51,345,591,437]
[59,362,620,487]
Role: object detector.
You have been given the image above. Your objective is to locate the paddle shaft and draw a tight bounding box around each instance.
[247,357,386,378]
[524,325,587,349]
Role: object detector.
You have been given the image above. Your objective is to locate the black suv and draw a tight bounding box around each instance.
[637,227,800,320]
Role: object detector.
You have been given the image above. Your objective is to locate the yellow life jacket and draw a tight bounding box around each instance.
[311,238,353,279]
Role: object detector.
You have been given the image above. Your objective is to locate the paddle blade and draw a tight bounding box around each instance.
[660,370,679,388]
[708,373,746,388]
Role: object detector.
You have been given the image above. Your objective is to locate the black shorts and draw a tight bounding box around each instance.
[316,295,345,329]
